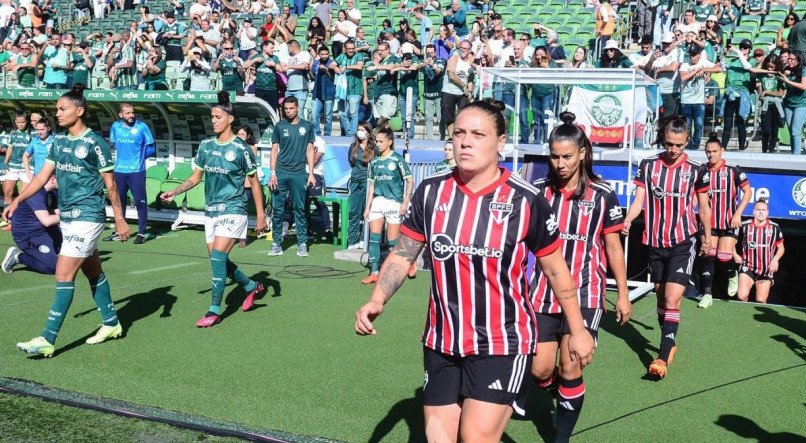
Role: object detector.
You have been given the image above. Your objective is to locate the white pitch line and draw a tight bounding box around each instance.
[0,283,55,297]
[128,261,200,275]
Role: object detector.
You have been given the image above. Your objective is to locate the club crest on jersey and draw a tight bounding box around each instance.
[130,127,138,135]
[489,202,512,223]
[578,200,595,215]
[387,162,397,171]
[73,145,88,159]
[224,150,237,162]
[299,127,307,136]
[719,171,728,179]
[680,171,692,180]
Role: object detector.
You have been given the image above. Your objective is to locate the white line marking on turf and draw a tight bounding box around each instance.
[128,262,200,275]
[0,283,54,296]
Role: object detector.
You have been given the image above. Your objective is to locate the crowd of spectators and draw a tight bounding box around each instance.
[0,0,804,151]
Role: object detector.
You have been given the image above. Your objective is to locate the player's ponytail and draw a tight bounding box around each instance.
[61,83,88,119]
[655,115,689,148]
[547,111,601,199]
[213,91,237,119]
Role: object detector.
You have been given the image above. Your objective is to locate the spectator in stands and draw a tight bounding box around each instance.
[107,33,137,90]
[181,46,212,91]
[716,0,741,33]
[676,9,701,35]
[546,32,566,64]
[383,27,401,55]
[434,24,455,60]
[595,0,616,58]
[291,0,305,16]
[314,0,332,30]
[647,32,683,118]
[526,46,558,145]
[396,18,411,44]
[267,96,315,257]
[2,175,60,274]
[212,41,244,94]
[284,40,311,119]
[680,44,723,150]
[354,27,371,55]
[413,8,433,47]
[369,42,400,129]
[630,37,654,67]
[162,12,187,62]
[704,15,723,54]
[635,0,653,44]
[40,32,69,89]
[566,46,591,68]
[311,45,336,137]
[71,42,95,90]
[332,9,356,58]
[194,19,220,56]
[777,13,797,50]
[779,50,806,155]
[346,0,361,26]
[236,17,257,61]
[244,40,280,108]
[744,0,767,16]
[361,49,379,124]
[443,0,468,39]
[251,0,279,15]
[0,0,13,43]
[9,41,37,87]
[269,5,297,41]
[788,13,806,54]
[189,0,211,21]
[694,0,714,22]
[422,43,446,140]
[722,40,759,151]
[756,55,784,153]
[104,104,155,244]
[306,16,326,49]
[395,53,419,140]
[335,40,365,137]
[596,40,633,68]
[442,40,473,136]
[141,45,167,90]
[346,122,374,250]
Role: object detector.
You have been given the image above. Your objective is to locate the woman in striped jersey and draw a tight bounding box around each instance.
[622,116,712,380]
[732,199,784,303]
[530,112,631,442]
[698,133,751,308]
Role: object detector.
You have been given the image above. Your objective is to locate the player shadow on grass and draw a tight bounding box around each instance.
[219,271,277,321]
[599,308,658,368]
[715,414,806,443]
[509,380,559,443]
[753,307,806,340]
[52,286,177,357]
[770,334,806,361]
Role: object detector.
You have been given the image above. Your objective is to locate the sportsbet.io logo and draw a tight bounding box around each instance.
[793,177,806,208]
[430,233,503,261]
[591,94,623,127]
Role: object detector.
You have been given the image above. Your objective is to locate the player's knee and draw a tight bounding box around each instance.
[530,360,555,381]
[558,360,583,380]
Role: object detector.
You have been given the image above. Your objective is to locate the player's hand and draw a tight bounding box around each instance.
[269,174,277,190]
[115,217,131,241]
[399,201,409,216]
[567,329,595,369]
[160,189,176,203]
[25,172,33,181]
[2,201,17,221]
[363,208,370,220]
[254,215,267,233]
[616,296,632,325]
[770,258,779,273]
[355,300,384,335]
[700,237,712,256]
[621,219,631,236]
[734,255,743,264]
[730,214,742,229]
[307,173,316,188]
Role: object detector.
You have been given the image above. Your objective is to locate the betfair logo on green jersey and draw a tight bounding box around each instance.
[57,163,84,173]
[204,165,230,174]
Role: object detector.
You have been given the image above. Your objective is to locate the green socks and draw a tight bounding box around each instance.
[227,259,256,292]
[210,250,228,312]
[89,273,118,327]
[42,282,75,344]
[368,232,382,273]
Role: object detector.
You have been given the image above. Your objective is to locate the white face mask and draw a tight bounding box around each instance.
[356,130,368,140]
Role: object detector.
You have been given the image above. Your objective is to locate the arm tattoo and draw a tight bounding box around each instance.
[555,287,578,300]
[392,234,425,264]
[378,263,407,302]
[174,178,196,194]
[107,182,123,209]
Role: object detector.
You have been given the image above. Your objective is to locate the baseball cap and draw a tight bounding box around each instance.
[754,48,766,57]
[661,31,675,44]
[689,44,703,55]
[706,14,717,22]
[739,39,752,49]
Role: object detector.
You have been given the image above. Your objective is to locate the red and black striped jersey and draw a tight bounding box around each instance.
[530,179,624,313]
[735,219,784,278]
[401,168,560,357]
[708,160,749,230]
[633,154,709,248]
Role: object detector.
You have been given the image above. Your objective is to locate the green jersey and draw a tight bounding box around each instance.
[784,73,806,107]
[114,46,138,88]
[398,59,420,96]
[164,21,187,47]
[45,128,114,223]
[193,136,257,217]
[72,53,94,88]
[144,60,167,89]
[271,119,315,173]
[15,54,36,87]
[759,74,781,93]
[253,53,279,91]
[375,54,400,96]
[434,160,454,174]
[335,52,365,96]
[693,4,713,22]
[725,58,751,92]
[363,61,378,101]
[349,145,371,183]
[219,57,243,93]
[368,151,411,203]
[7,129,31,168]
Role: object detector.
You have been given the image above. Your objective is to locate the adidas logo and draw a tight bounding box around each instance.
[665,333,675,340]
[559,400,575,411]
[702,272,711,276]
[676,267,685,273]
[488,379,503,390]
[435,203,450,212]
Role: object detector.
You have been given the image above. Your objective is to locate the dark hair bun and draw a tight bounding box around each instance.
[559,111,576,126]
[71,83,86,96]
[217,90,231,105]
[483,98,506,114]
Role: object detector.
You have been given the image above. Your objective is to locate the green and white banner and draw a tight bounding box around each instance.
[0,89,232,103]
[565,85,649,144]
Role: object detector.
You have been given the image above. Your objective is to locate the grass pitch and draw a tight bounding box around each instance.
[0,225,804,442]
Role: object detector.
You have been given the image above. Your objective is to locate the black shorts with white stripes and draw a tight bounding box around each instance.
[422,347,532,407]
[648,238,696,286]
[536,308,603,344]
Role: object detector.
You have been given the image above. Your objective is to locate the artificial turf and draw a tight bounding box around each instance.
[0,225,804,442]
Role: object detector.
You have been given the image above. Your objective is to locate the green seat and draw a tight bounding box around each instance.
[185,180,206,211]
[167,163,194,181]
[159,180,186,209]
[739,15,761,31]
[764,17,784,28]
[146,164,169,181]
